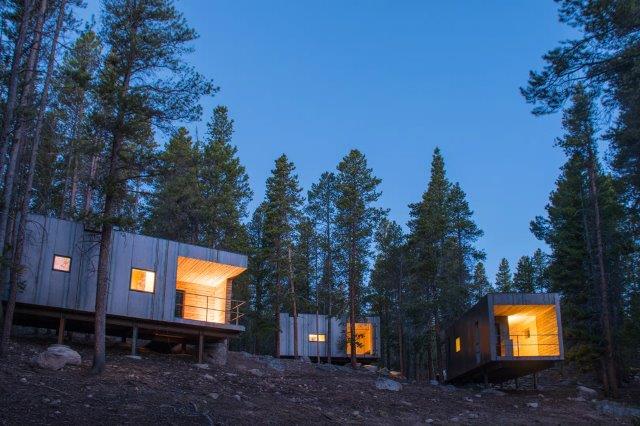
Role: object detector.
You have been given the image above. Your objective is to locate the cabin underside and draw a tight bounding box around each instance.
[6,302,244,361]
[447,359,558,384]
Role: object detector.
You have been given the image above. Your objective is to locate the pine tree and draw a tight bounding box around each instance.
[200,105,252,252]
[144,127,200,243]
[306,171,340,362]
[263,155,303,357]
[470,262,492,303]
[495,258,513,292]
[513,255,535,293]
[531,249,549,293]
[89,0,214,373]
[335,149,385,368]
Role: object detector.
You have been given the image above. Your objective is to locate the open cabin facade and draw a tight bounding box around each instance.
[279,313,380,362]
[444,293,564,384]
[3,214,248,360]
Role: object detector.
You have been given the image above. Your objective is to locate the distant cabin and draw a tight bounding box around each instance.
[444,293,564,384]
[278,313,380,361]
[2,214,248,360]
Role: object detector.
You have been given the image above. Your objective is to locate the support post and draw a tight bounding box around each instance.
[198,332,204,364]
[57,317,65,344]
[483,371,489,388]
[131,325,138,356]
[515,377,519,390]
[533,372,538,390]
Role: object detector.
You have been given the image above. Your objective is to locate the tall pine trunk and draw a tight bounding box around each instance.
[586,150,618,397]
[1,0,65,356]
[82,155,98,215]
[349,231,357,368]
[0,0,46,262]
[0,0,32,172]
[288,247,298,358]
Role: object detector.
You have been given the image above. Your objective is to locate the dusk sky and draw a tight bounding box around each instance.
[82,1,574,279]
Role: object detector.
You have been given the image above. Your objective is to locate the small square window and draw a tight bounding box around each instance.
[309,333,326,342]
[130,268,155,293]
[52,255,71,272]
[455,337,461,352]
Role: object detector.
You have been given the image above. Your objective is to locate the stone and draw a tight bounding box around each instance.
[379,367,389,376]
[389,370,403,378]
[205,340,228,366]
[233,394,241,402]
[249,368,264,377]
[30,345,81,370]
[375,377,402,392]
[194,363,209,370]
[425,419,434,423]
[481,388,506,396]
[208,392,219,400]
[20,377,27,383]
[468,413,479,419]
[363,365,378,373]
[568,396,586,402]
[594,400,640,418]
[125,355,141,360]
[577,385,598,399]
[464,397,473,402]
[526,402,539,408]
[429,380,439,386]
[203,374,214,380]
[442,385,457,392]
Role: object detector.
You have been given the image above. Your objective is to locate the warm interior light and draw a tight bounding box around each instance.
[494,304,559,357]
[52,255,71,272]
[175,256,246,324]
[130,268,155,293]
[309,333,326,342]
[455,337,461,352]
[346,323,373,355]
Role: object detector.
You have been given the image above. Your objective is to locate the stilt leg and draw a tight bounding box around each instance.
[181,342,187,352]
[515,377,519,390]
[57,318,65,345]
[198,333,204,364]
[131,326,138,356]
[533,372,538,390]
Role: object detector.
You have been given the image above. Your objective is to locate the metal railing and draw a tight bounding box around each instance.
[175,290,246,325]
[495,333,560,357]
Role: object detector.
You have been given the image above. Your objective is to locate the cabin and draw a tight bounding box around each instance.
[278,312,380,362]
[2,214,248,361]
[444,293,564,384]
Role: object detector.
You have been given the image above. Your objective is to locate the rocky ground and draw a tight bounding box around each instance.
[1,335,639,425]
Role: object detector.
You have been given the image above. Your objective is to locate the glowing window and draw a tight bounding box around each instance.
[130,268,155,293]
[455,337,461,352]
[52,255,71,272]
[309,334,326,342]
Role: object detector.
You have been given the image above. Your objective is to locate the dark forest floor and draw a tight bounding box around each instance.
[1,335,639,425]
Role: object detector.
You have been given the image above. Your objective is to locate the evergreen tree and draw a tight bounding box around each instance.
[513,255,535,293]
[200,105,252,252]
[495,258,513,292]
[335,149,385,367]
[144,127,200,243]
[263,155,303,357]
[470,262,492,303]
[531,249,549,293]
[89,0,214,373]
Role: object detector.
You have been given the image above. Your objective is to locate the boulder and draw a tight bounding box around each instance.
[249,368,264,377]
[375,377,402,391]
[31,345,81,370]
[576,385,598,399]
[205,340,228,366]
[363,365,378,373]
[389,370,403,379]
[379,367,390,376]
[481,388,506,396]
[526,402,539,408]
[429,380,439,386]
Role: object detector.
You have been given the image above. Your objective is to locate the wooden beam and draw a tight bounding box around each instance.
[57,317,65,344]
[198,332,204,363]
[131,326,138,356]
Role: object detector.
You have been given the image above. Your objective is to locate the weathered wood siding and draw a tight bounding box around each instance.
[10,214,247,327]
[278,313,381,359]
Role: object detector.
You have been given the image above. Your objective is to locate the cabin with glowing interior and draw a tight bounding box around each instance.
[444,293,564,384]
[278,313,380,361]
[3,214,248,361]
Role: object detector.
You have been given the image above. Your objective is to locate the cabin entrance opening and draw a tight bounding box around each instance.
[174,256,245,324]
[493,304,560,357]
[346,322,373,355]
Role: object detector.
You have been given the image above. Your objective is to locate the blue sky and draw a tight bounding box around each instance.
[81,1,573,280]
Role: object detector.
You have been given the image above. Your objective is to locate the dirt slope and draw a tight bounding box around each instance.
[1,336,638,425]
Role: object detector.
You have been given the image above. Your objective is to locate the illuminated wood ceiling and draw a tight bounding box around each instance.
[493,304,556,317]
[177,256,246,287]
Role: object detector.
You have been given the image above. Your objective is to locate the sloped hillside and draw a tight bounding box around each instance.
[0,336,638,425]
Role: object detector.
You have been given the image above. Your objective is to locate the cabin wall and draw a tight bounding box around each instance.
[279,314,380,359]
[444,297,491,381]
[10,214,247,328]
